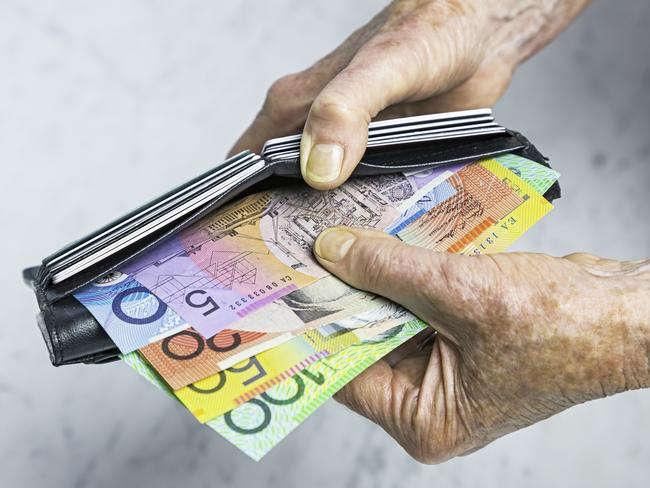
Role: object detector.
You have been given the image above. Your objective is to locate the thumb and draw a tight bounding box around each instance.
[313,226,452,327]
[299,28,470,190]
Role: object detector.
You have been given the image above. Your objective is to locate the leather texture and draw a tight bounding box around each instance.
[23,130,561,366]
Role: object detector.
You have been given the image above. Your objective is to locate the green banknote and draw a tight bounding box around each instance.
[122,319,428,461]
[206,319,427,460]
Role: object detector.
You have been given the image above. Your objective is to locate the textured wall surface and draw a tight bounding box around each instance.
[1,1,649,487]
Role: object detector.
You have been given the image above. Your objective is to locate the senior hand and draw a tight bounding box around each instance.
[312,227,650,464]
[230,0,590,189]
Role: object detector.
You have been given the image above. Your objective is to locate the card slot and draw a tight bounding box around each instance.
[261,109,493,154]
[356,134,525,171]
[365,108,492,129]
[47,152,258,271]
[367,127,506,147]
[262,118,495,156]
[266,132,522,179]
[366,123,502,144]
[262,123,502,159]
[264,127,506,163]
[365,115,495,137]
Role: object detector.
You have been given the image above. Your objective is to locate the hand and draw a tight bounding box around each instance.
[230,0,590,189]
[312,226,650,463]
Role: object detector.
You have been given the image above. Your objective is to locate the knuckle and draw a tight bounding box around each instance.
[309,92,362,125]
[262,73,309,124]
[265,74,298,104]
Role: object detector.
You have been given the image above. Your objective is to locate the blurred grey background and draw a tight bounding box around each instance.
[1,1,649,487]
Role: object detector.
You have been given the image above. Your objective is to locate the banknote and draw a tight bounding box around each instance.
[207,319,428,461]
[173,307,414,422]
[248,156,559,342]
[243,160,526,338]
[397,162,524,250]
[459,158,555,255]
[205,160,557,460]
[78,170,444,372]
[120,175,433,337]
[73,271,188,353]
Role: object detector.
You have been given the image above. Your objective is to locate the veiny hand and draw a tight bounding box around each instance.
[312,227,650,463]
[230,0,590,189]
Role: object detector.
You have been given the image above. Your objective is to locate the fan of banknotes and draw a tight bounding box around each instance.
[72,153,559,460]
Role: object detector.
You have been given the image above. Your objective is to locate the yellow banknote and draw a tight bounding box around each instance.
[460,159,554,255]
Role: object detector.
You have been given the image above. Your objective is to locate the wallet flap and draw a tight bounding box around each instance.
[31,162,276,304]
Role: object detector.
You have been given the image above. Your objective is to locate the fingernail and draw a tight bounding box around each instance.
[314,228,356,262]
[306,143,343,183]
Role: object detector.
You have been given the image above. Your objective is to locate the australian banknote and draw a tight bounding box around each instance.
[215,158,534,341]
[459,157,555,255]
[73,271,188,353]
[84,155,554,361]
[495,153,560,195]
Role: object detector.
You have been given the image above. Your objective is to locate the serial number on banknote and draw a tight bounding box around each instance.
[229,276,294,310]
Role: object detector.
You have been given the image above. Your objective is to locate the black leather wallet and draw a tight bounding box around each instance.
[22,109,561,366]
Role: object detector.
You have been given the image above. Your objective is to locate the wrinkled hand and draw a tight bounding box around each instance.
[230,0,590,189]
[312,227,650,463]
